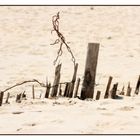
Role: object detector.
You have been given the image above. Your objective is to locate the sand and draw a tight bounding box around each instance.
[0,6,140,134]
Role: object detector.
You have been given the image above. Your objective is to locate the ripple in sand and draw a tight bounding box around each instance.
[119,106,134,111]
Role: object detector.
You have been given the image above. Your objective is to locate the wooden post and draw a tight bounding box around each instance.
[110,83,118,99]
[32,85,35,99]
[126,82,132,96]
[74,78,81,98]
[45,83,51,98]
[68,63,78,98]
[64,83,69,97]
[0,92,4,106]
[51,64,62,97]
[104,76,113,99]
[120,86,125,95]
[22,91,26,100]
[5,92,10,104]
[58,84,62,96]
[16,93,22,103]
[80,43,99,100]
[135,75,140,95]
[96,91,101,100]
[66,83,71,97]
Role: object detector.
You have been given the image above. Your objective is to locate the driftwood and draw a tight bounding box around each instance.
[104,76,113,99]
[81,43,99,100]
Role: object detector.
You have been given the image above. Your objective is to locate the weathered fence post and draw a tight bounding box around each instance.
[104,76,113,99]
[135,75,140,95]
[32,85,35,99]
[58,84,62,96]
[68,63,78,98]
[110,83,118,99]
[126,82,132,96]
[74,78,81,98]
[45,83,51,98]
[96,91,101,100]
[0,91,4,106]
[66,83,71,97]
[120,86,125,95]
[5,92,10,104]
[64,83,69,97]
[16,93,22,103]
[80,43,99,100]
[51,64,62,97]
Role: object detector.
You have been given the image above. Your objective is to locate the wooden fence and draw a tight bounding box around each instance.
[0,43,140,106]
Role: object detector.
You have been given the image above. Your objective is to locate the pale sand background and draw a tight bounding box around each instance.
[0,6,140,134]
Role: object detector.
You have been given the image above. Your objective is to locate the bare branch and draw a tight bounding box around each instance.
[51,12,76,67]
[2,79,46,93]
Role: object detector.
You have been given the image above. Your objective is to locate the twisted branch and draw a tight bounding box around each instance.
[2,79,46,93]
[51,12,76,67]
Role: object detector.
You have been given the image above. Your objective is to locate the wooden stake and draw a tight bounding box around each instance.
[58,84,62,96]
[135,75,140,95]
[68,63,78,98]
[45,83,51,98]
[16,93,22,103]
[5,92,10,104]
[120,86,125,95]
[74,78,81,98]
[96,91,101,100]
[104,76,113,99]
[66,83,71,97]
[81,43,99,100]
[32,85,35,99]
[64,83,69,97]
[0,92,4,106]
[51,64,62,97]
[110,83,118,99]
[126,82,132,96]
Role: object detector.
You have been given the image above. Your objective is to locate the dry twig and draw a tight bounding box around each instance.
[51,12,76,67]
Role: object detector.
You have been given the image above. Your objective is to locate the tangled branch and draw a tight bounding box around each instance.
[2,79,46,93]
[2,79,71,94]
[51,12,76,67]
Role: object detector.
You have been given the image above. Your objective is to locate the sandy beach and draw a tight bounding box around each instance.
[0,6,140,134]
